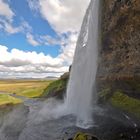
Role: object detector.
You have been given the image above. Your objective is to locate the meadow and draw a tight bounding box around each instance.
[0,79,53,105]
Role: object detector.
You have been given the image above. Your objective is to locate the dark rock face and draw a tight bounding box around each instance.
[97,0,140,91]
[97,0,140,118]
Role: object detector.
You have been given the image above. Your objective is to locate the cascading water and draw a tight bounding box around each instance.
[65,0,100,128]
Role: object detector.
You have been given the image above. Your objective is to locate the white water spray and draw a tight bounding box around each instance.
[65,0,100,128]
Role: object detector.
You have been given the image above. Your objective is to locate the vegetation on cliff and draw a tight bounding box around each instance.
[110,91,140,118]
[41,74,69,99]
[97,0,140,118]
[99,89,140,118]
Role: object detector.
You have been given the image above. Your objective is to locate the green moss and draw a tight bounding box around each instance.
[18,88,44,98]
[0,94,22,105]
[99,88,112,102]
[110,91,140,118]
[41,79,68,97]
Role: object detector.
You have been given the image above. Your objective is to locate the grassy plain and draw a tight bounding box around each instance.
[0,79,53,105]
[0,94,22,106]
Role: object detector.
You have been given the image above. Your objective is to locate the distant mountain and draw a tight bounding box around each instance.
[45,76,58,80]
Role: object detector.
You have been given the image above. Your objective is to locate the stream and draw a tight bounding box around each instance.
[0,95,139,140]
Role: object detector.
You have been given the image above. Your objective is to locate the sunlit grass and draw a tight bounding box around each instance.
[0,79,53,106]
[0,94,22,105]
[0,80,53,98]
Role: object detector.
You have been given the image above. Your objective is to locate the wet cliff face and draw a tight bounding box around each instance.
[97,0,140,115]
[97,0,140,91]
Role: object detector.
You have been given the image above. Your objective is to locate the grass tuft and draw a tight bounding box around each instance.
[110,91,140,118]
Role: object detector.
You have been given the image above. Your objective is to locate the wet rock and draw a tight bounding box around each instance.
[97,0,140,82]
[96,0,140,120]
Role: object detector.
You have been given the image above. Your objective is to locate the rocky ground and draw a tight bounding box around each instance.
[0,94,140,140]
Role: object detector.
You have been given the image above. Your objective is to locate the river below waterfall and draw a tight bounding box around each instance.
[0,96,139,140]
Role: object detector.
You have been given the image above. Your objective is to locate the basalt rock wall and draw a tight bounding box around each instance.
[97,0,140,96]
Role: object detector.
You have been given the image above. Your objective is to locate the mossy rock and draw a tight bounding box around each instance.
[98,88,112,103]
[110,91,140,118]
[98,86,140,119]
[41,78,68,99]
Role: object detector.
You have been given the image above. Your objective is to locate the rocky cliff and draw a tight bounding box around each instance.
[97,0,140,117]
[98,0,140,80]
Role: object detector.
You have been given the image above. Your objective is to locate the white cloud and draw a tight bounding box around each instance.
[0,14,32,35]
[0,35,77,78]
[58,33,78,65]
[27,0,90,65]
[28,0,39,12]
[4,22,21,34]
[0,19,21,34]
[0,71,62,79]
[0,44,69,78]
[38,33,78,66]
[20,21,33,33]
[0,0,90,78]
[40,35,62,46]
[37,0,90,33]
[0,45,63,67]
[0,0,14,21]
[26,33,40,46]
[0,0,32,36]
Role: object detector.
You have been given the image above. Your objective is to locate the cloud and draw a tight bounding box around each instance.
[40,35,62,46]
[0,17,32,34]
[38,33,78,66]
[24,32,78,67]
[0,0,14,21]
[27,0,90,65]
[58,33,78,65]
[0,45,63,67]
[0,34,77,78]
[28,0,39,12]
[0,0,32,37]
[0,71,63,79]
[0,19,21,34]
[29,0,90,33]
[0,0,90,78]
[26,33,40,46]
[4,22,22,34]
[0,44,69,78]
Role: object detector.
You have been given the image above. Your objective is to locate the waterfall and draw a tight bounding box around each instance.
[65,0,100,128]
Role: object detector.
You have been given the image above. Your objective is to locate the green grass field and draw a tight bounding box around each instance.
[0,79,53,105]
[0,94,22,106]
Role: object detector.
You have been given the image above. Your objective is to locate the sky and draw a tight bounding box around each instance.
[0,0,90,79]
